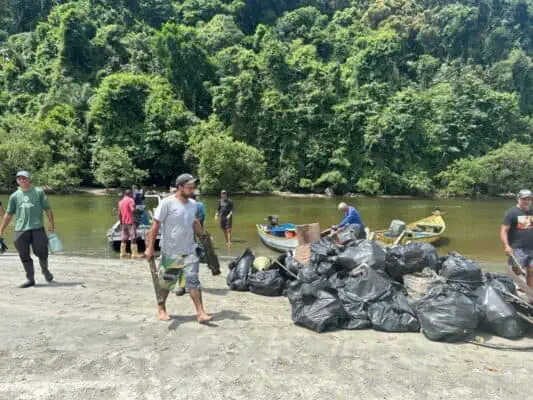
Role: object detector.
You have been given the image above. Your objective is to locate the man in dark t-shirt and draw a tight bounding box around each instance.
[501,189,533,289]
[215,190,233,245]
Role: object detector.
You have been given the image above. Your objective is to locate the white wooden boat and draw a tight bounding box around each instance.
[256,223,299,252]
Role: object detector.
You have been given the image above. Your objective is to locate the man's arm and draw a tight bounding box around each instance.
[500,225,512,255]
[0,213,13,237]
[193,218,204,236]
[45,208,55,232]
[145,219,161,258]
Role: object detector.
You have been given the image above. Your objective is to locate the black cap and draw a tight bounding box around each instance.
[175,173,198,187]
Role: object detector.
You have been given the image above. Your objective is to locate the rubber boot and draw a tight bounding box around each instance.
[131,243,141,259]
[39,257,54,282]
[120,243,128,259]
[20,261,35,288]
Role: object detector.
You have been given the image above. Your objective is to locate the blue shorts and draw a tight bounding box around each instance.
[509,248,533,270]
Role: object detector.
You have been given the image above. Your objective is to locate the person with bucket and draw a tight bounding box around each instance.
[0,171,56,287]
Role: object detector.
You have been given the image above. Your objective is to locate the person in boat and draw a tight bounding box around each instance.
[333,202,366,238]
[501,189,533,289]
[0,171,56,287]
[118,189,139,259]
[215,190,233,245]
[144,173,212,323]
[132,185,146,227]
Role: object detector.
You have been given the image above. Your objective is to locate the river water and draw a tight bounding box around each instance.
[0,194,513,265]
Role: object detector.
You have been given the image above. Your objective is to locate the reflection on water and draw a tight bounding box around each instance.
[0,193,513,265]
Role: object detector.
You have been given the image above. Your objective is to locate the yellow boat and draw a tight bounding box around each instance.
[373,211,446,245]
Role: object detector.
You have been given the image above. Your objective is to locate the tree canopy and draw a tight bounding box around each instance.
[0,0,532,194]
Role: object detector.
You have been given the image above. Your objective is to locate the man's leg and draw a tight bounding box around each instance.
[32,228,53,282]
[120,225,128,258]
[184,255,212,323]
[14,231,35,287]
[157,255,181,321]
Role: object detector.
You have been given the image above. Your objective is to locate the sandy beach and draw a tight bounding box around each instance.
[0,254,531,400]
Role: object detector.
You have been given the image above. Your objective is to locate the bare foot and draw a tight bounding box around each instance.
[197,313,213,324]
[158,306,170,321]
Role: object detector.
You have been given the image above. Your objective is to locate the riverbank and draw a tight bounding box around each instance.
[0,255,531,400]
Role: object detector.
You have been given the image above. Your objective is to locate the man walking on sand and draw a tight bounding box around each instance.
[119,189,140,258]
[145,174,212,323]
[501,189,533,289]
[0,171,56,287]
[215,190,233,245]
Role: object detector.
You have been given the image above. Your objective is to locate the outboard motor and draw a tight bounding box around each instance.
[389,219,406,237]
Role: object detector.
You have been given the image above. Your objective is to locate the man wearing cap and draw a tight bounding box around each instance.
[0,171,56,287]
[145,173,212,323]
[333,202,366,238]
[501,189,533,289]
[215,190,234,245]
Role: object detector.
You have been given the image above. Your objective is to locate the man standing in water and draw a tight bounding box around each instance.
[215,190,233,245]
[118,189,139,258]
[145,174,212,323]
[0,171,56,287]
[501,189,533,289]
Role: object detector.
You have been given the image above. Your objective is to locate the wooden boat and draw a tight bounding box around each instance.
[372,211,446,245]
[256,223,299,252]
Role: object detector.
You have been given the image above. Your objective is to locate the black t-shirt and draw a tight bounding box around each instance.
[503,206,533,250]
[217,198,233,217]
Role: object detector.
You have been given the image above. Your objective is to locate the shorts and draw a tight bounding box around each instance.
[509,248,533,270]
[220,215,232,230]
[120,224,136,241]
[158,253,200,292]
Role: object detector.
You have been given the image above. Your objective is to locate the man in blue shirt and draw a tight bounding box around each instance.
[333,202,366,238]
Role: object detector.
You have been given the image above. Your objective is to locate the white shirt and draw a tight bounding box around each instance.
[154,196,197,256]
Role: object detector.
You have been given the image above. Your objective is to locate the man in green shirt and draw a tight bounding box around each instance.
[0,171,56,288]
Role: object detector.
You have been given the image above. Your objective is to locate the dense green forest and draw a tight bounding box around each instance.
[1,0,532,196]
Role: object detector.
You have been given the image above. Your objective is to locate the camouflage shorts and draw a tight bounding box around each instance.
[159,253,200,292]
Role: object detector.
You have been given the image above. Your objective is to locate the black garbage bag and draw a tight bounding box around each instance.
[386,243,439,278]
[336,224,363,246]
[334,240,387,271]
[328,271,347,289]
[483,272,517,295]
[227,248,254,291]
[283,254,305,279]
[337,278,370,330]
[367,292,420,332]
[249,269,285,297]
[416,285,483,342]
[317,261,336,277]
[310,237,339,263]
[439,252,483,287]
[288,282,346,333]
[474,284,523,339]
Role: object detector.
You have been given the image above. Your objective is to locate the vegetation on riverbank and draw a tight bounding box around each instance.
[1,1,532,195]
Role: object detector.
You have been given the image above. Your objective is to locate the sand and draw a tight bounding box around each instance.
[0,254,531,400]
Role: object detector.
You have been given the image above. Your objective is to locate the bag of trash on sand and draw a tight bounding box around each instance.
[439,252,483,287]
[474,284,523,339]
[367,292,420,332]
[249,269,285,296]
[227,248,254,291]
[310,237,339,263]
[288,281,345,332]
[334,240,387,271]
[386,243,439,277]
[416,285,483,342]
[483,272,516,295]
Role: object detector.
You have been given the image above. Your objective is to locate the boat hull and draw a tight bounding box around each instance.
[256,225,299,252]
[373,214,446,245]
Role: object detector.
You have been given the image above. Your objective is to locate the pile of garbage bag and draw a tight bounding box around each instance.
[228,237,528,341]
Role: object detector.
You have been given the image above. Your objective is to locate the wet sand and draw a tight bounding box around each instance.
[0,255,531,400]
